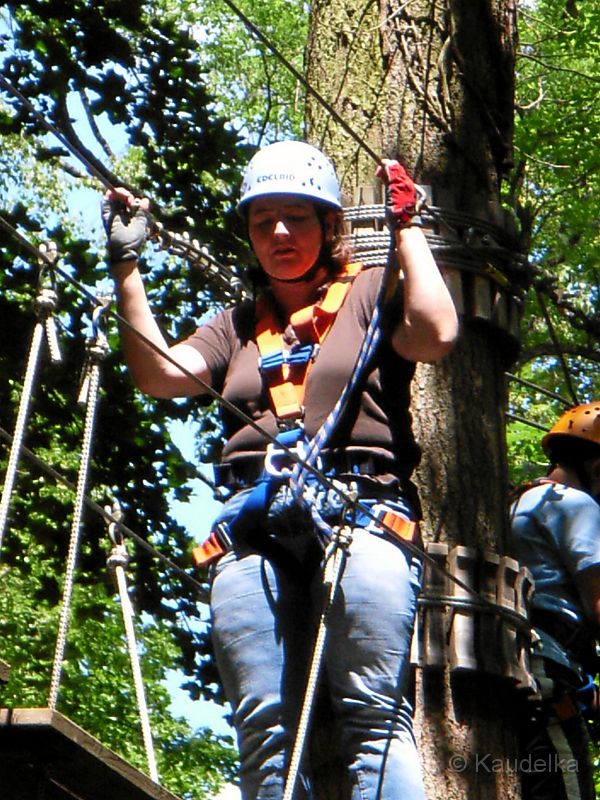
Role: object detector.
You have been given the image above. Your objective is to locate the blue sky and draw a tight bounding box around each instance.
[167,419,233,737]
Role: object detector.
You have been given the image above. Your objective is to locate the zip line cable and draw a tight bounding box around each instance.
[0,30,583,610]
[535,291,580,406]
[505,412,548,433]
[215,0,382,165]
[0,73,117,193]
[505,372,572,408]
[0,74,247,304]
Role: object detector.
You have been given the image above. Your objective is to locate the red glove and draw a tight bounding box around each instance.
[376,160,417,229]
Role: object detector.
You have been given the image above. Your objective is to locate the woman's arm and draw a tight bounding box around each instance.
[376,160,459,363]
[391,226,459,363]
[103,188,212,399]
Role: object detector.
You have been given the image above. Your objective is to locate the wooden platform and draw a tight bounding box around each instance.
[0,708,181,800]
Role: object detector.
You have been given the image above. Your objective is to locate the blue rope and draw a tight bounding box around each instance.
[289,304,384,545]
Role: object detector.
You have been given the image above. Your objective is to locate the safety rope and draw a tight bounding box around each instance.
[106,499,160,784]
[505,372,572,408]
[0,40,586,620]
[535,290,580,406]
[48,299,109,710]
[0,74,248,307]
[282,524,353,800]
[0,251,62,558]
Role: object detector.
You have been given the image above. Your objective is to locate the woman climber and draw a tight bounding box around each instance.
[101,140,459,799]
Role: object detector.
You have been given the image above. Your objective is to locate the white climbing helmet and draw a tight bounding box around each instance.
[238,141,342,212]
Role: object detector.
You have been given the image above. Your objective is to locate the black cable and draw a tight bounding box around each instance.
[505,412,549,433]
[0,74,116,192]
[215,0,382,165]
[505,372,572,407]
[0,425,208,596]
[1,214,503,601]
[535,291,580,406]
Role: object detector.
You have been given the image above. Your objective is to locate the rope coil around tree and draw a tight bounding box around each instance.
[345,189,529,345]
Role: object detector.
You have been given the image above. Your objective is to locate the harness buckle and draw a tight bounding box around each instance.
[264,437,307,478]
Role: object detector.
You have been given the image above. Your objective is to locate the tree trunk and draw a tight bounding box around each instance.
[305,1,527,797]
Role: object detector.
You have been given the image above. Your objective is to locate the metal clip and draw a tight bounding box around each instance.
[264,438,307,478]
[105,499,129,576]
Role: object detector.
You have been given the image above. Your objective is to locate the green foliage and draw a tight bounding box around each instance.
[506,0,600,480]
[0,0,248,794]
[184,0,308,143]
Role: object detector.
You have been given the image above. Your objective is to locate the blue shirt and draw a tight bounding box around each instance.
[510,480,600,668]
[511,480,600,625]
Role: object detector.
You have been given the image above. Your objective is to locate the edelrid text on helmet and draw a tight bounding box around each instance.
[238,141,342,212]
[542,402,600,457]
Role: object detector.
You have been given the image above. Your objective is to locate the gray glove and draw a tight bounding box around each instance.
[101,197,150,264]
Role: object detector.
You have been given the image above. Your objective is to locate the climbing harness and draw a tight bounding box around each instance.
[256,263,363,422]
[0,248,62,558]
[194,262,366,570]
[105,499,159,784]
[0,215,511,606]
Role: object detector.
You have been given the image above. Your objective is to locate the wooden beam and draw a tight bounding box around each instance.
[0,708,181,800]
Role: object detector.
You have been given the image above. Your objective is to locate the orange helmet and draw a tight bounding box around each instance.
[542,402,600,459]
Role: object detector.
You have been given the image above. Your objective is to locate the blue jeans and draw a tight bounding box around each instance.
[209,480,425,799]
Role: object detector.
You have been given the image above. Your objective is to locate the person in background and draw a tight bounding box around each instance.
[510,403,600,800]
[102,140,458,799]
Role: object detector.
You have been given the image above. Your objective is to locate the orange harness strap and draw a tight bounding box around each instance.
[255,263,363,422]
[193,525,231,569]
[289,262,363,345]
[378,510,419,543]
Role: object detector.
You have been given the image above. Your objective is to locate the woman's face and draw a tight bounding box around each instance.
[247,195,332,282]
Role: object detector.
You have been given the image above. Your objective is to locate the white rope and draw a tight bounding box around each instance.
[106,503,160,784]
[282,526,353,800]
[48,335,105,709]
[0,264,62,557]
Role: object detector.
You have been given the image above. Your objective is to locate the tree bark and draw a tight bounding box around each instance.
[305,1,526,797]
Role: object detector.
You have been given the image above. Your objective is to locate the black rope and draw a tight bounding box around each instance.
[0,74,242,296]
[211,0,587,414]
[215,0,382,165]
[535,291,580,406]
[505,372,572,407]
[0,215,507,604]
[505,412,549,433]
[0,74,116,192]
[0,28,580,604]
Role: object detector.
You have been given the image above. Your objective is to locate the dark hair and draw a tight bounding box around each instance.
[314,204,353,277]
[545,435,600,469]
